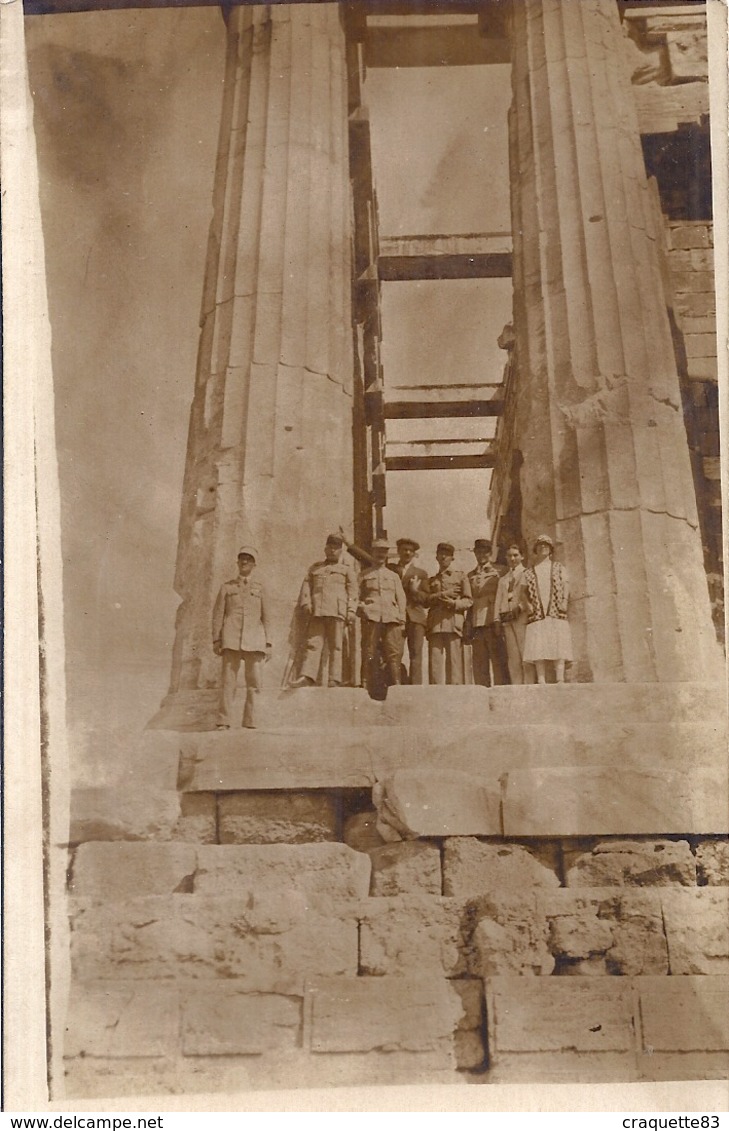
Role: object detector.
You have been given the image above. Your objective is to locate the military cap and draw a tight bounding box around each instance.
[473,538,492,551]
[532,533,555,552]
[325,533,344,547]
[436,542,455,555]
[372,537,391,550]
[237,545,258,561]
[396,537,420,551]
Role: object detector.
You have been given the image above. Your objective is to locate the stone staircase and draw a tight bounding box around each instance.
[63,682,729,1096]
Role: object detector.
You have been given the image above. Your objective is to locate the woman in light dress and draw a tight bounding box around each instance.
[522,534,572,684]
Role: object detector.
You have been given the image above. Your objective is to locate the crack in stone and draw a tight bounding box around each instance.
[560,503,699,528]
[648,391,681,411]
[560,376,684,428]
[660,899,673,975]
[219,359,351,391]
[277,359,352,391]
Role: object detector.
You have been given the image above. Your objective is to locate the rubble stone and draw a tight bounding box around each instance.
[541,890,668,976]
[182,987,301,1054]
[661,889,729,974]
[218,792,338,844]
[451,979,486,1065]
[696,840,729,886]
[602,891,669,976]
[176,794,217,844]
[548,914,614,962]
[555,956,609,977]
[193,843,371,905]
[372,770,500,840]
[468,894,554,977]
[70,895,359,992]
[452,979,484,1032]
[343,810,386,852]
[369,841,442,896]
[443,838,560,899]
[564,839,696,888]
[303,975,463,1056]
[359,895,465,977]
[70,843,197,900]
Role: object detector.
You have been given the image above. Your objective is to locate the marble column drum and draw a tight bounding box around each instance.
[508,0,721,683]
[162,3,354,708]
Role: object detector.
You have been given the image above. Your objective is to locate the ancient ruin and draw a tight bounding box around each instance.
[27,0,728,1096]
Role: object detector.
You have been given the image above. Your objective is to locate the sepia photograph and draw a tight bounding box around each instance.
[2,0,729,1110]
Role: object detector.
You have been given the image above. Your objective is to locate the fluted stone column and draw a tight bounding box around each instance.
[508,0,721,683]
[162,4,354,709]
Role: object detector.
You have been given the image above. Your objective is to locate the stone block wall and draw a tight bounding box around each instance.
[64,815,729,1095]
[663,220,723,634]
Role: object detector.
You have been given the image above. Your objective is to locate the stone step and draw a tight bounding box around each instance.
[176,724,727,834]
[150,681,727,732]
[369,764,727,837]
[177,719,724,788]
[156,681,727,836]
[63,973,465,1094]
[387,682,727,728]
[62,973,729,1094]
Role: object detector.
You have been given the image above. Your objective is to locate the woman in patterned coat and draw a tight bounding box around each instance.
[522,534,572,684]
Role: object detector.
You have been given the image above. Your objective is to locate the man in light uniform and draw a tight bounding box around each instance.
[358,537,407,699]
[426,542,472,685]
[212,546,271,729]
[294,533,358,687]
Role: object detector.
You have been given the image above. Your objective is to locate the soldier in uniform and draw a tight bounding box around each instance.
[358,537,407,698]
[467,537,507,686]
[494,542,533,684]
[212,546,272,729]
[391,537,429,684]
[426,542,473,685]
[293,533,358,687]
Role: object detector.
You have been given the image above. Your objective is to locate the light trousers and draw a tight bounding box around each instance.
[428,632,464,685]
[300,616,345,685]
[217,649,263,727]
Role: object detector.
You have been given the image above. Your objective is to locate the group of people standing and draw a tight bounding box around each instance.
[212,531,573,729]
